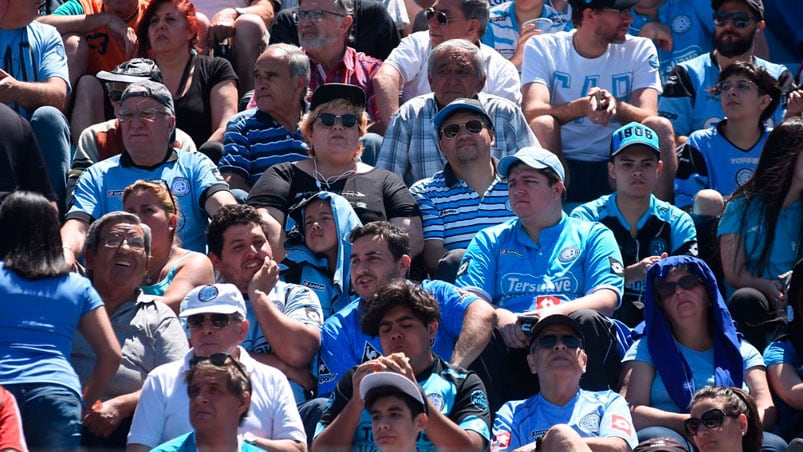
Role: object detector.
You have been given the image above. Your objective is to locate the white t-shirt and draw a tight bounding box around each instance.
[384,31,522,105]
[127,347,306,448]
[521,31,661,162]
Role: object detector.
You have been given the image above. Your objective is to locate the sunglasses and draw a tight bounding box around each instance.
[712,12,757,29]
[656,274,703,299]
[424,7,462,27]
[186,313,238,330]
[533,334,582,350]
[683,408,740,436]
[118,108,171,122]
[189,353,248,379]
[145,179,178,214]
[715,79,759,94]
[317,113,359,128]
[440,119,486,139]
[102,231,146,250]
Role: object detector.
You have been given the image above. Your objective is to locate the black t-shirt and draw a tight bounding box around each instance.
[174,55,238,146]
[0,104,56,200]
[247,162,420,223]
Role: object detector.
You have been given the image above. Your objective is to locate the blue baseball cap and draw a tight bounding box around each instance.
[610,122,660,159]
[433,98,493,131]
[497,146,565,181]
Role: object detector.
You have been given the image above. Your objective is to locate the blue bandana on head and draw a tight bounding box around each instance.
[644,255,743,411]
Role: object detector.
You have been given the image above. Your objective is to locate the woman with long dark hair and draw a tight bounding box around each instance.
[0,192,121,450]
[686,386,762,452]
[718,117,803,350]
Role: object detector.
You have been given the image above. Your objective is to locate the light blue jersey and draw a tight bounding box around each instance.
[482,2,571,61]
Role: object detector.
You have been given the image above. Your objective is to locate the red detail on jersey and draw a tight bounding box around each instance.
[611,414,633,436]
[535,295,563,310]
[491,431,511,450]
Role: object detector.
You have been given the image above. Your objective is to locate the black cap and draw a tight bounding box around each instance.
[309,83,366,111]
[569,0,639,11]
[711,0,764,20]
[528,314,585,345]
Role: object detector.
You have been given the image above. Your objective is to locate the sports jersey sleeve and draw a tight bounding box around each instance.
[451,371,491,441]
[315,367,357,435]
[191,153,229,207]
[740,340,764,370]
[37,24,70,87]
[598,393,638,448]
[763,340,796,367]
[410,179,445,242]
[674,136,711,210]
[630,38,662,92]
[490,401,523,451]
[281,284,324,329]
[67,164,106,223]
[520,34,554,87]
[658,64,696,136]
[669,209,698,256]
[317,313,360,397]
[52,0,85,15]
[422,279,477,341]
[581,223,625,304]
[716,197,747,237]
[127,372,169,448]
[455,226,501,302]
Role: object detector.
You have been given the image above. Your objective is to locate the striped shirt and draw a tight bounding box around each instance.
[410,163,514,250]
[482,2,571,62]
[219,108,309,186]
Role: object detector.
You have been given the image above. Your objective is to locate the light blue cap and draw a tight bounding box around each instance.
[498,146,565,181]
[610,122,660,158]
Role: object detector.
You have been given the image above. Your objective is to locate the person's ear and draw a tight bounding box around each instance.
[526,351,538,375]
[239,319,250,342]
[340,15,354,34]
[608,161,616,181]
[238,390,251,417]
[738,412,748,434]
[579,349,588,374]
[427,320,438,343]
[415,412,428,430]
[168,213,178,230]
[397,254,412,278]
[656,159,664,176]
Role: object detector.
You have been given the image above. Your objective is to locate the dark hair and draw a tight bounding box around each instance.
[207,204,269,257]
[715,62,781,124]
[186,357,251,425]
[459,0,490,38]
[0,192,69,279]
[729,117,803,277]
[781,258,803,362]
[361,280,440,337]
[349,221,410,261]
[690,386,761,452]
[137,0,201,56]
[364,386,426,417]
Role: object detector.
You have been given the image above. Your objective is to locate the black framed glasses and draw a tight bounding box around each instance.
[715,79,759,94]
[293,8,346,23]
[118,108,171,122]
[600,7,631,18]
[683,408,740,436]
[533,334,582,350]
[424,7,463,27]
[102,231,146,250]
[440,119,486,139]
[186,313,238,330]
[189,353,248,379]
[317,113,359,128]
[656,274,703,299]
[713,12,757,29]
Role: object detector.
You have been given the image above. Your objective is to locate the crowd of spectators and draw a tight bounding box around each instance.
[0,0,802,450]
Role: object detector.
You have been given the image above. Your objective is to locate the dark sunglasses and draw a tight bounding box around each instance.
[424,7,462,27]
[533,334,582,350]
[683,408,740,436]
[712,12,757,29]
[145,179,178,214]
[108,89,125,103]
[715,79,759,94]
[440,119,486,139]
[317,113,359,128]
[656,274,703,298]
[186,313,238,330]
[189,353,248,379]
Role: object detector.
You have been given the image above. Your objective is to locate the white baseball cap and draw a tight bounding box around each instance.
[359,372,427,413]
[180,283,247,318]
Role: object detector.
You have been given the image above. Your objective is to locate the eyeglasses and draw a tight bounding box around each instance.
[317,113,359,128]
[118,108,171,122]
[424,7,463,27]
[715,79,759,94]
[186,313,238,330]
[683,408,740,436]
[440,119,486,139]
[293,8,346,23]
[102,232,146,250]
[656,274,703,298]
[533,334,582,350]
[600,7,631,18]
[189,353,248,379]
[713,12,757,29]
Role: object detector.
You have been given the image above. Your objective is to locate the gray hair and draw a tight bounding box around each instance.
[427,39,485,79]
[461,0,490,38]
[298,0,353,15]
[85,211,152,257]
[266,43,311,83]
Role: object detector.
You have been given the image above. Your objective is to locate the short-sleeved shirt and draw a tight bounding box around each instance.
[763,339,803,437]
[0,103,57,199]
[0,21,70,118]
[317,279,478,397]
[53,0,150,74]
[308,47,383,122]
[491,389,638,451]
[522,31,661,162]
[376,93,538,185]
[127,347,306,448]
[571,193,697,306]
[456,214,625,313]
[66,149,230,253]
[247,162,420,224]
[315,357,491,450]
[411,164,514,250]
[151,432,262,452]
[482,2,571,62]
[674,122,769,209]
[219,109,309,186]
[174,55,239,146]
[384,31,521,105]
[622,336,764,412]
[71,293,188,401]
[658,52,795,136]
[240,280,323,403]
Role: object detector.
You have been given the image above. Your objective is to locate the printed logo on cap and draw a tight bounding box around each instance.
[198,285,219,301]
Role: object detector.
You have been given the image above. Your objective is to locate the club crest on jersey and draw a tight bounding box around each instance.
[578,412,601,434]
[318,361,336,384]
[428,393,445,411]
[457,258,470,277]
[559,247,580,262]
[609,257,624,275]
[672,14,692,33]
[648,238,668,256]
[362,342,382,362]
[471,390,488,412]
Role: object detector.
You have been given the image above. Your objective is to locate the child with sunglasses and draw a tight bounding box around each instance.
[619,255,786,451]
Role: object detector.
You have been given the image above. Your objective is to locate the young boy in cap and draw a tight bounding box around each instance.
[571,122,697,327]
[360,372,429,452]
